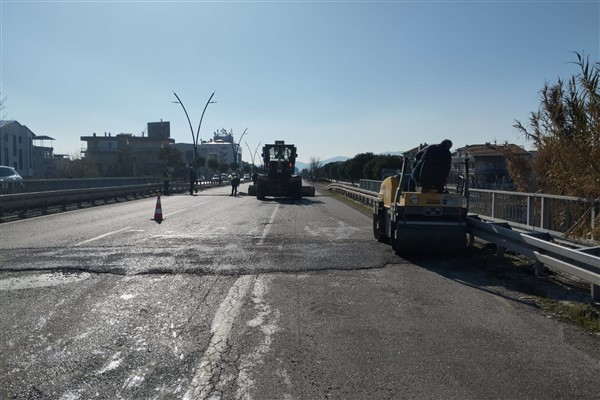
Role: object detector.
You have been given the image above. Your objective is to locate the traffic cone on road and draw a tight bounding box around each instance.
[151,193,165,224]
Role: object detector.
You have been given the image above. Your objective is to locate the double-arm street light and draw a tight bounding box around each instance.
[231,127,248,170]
[245,140,262,173]
[172,91,216,164]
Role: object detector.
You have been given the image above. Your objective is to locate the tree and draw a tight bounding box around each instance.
[157,145,183,169]
[218,163,229,174]
[513,52,599,240]
[363,155,403,180]
[513,52,599,199]
[207,158,219,174]
[309,157,322,180]
[346,153,376,183]
[68,154,99,178]
[193,156,206,169]
[0,92,6,119]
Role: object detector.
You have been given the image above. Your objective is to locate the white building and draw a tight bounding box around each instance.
[0,120,35,177]
[199,128,242,168]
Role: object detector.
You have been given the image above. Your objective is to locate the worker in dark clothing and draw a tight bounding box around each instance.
[252,172,258,185]
[410,139,453,192]
[189,168,198,195]
[163,169,171,196]
[230,172,241,196]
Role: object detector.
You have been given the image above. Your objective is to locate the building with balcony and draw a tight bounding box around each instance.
[0,120,34,177]
[80,121,174,177]
[402,141,531,190]
[454,142,531,190]
[200,128,242,167]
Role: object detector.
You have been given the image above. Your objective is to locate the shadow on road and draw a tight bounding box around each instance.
[400,245,592,307]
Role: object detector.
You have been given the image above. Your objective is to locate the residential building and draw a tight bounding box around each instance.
[31,135,72,178]
[454,142,531,190]
[172,143,196,166]
[198,128,242,172]
[80,121,174,177]
[402,141,530,190]
[0,120,34,177]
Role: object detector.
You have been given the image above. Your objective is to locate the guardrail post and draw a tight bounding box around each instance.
[496,245,505,258]
[534,261,545,277]
[468,233,475,247]
[592,202,597,242]
[491,192,496,218]
[540,197,547,230]
[592,284,599,304]
[527,195,536,228]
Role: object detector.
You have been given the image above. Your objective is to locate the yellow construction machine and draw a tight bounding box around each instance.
[248,140,315,200]
[373,157,470,254]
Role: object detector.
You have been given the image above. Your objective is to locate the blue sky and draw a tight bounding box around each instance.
[1,1,598,164]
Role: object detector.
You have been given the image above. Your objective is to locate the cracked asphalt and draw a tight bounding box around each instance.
[1,182,599,399]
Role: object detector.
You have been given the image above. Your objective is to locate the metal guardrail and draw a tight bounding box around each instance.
[360,179,599,243]
[0,177,164,195]
[467,216,599,302]
[327,183,379,207]
[0,179,230,217]
[327,182,600,302]
[0,183,165,216]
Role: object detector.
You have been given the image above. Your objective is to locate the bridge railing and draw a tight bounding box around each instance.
[0,178,226,216]
[359,179,599,243]
[328,181,600,302]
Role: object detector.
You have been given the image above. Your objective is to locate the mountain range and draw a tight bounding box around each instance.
[295,156,349,172]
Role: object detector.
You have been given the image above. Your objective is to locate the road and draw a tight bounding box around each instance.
[1,182,599,399]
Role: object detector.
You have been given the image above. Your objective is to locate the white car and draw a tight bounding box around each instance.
[0,166,24,192]
[0,166,23,183]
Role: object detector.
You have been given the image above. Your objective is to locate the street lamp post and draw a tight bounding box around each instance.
[231,127,248,170]
[245,140,262,173]
[172,91,216,166]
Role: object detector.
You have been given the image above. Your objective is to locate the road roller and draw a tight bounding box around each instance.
[373,157,469,255]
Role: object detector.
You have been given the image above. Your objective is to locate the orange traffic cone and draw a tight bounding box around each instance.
[151,193,165,224]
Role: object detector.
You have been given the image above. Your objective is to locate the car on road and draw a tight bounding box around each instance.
[0,165,24,193]
[0,166,23,183]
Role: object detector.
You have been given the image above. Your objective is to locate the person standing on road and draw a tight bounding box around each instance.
[163,169,171,196]
[230,172,240,196]
[189,168,198,195]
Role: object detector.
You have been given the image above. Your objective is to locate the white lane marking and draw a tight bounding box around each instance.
[191,201,211,208]
[162,201,211,217]
[236,275,286,399]
[163,209,187,218]
[0,272,92,291]
[73,226,132,247]
[184,275,255,400]
[258,204,280,246]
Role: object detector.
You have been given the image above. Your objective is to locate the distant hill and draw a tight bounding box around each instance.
[296,156,350,172]
[295,153,407,172]
[379,151,404,156]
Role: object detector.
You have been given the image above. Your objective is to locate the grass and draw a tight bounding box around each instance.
[538,298,600,333]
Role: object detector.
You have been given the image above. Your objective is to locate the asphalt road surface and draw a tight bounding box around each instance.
[1,182,599,399]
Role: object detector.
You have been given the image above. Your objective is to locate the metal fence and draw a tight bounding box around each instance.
[468,190,599,243]
[360,179,599,243]
[336,181,600,302]
[0,177,163,195]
